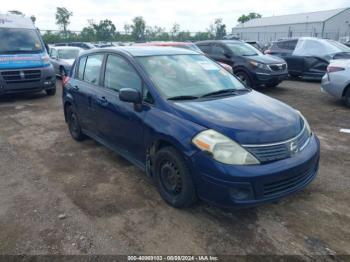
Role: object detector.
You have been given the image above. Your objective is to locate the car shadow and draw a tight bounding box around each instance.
[0,92,49,104]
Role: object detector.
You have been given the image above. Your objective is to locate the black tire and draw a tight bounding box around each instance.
[235,71,254,88]
[345,88,350,108]
[266,82,279,88]
[46,88,56,96]
[153,147,197,208]
[66,105,85,141]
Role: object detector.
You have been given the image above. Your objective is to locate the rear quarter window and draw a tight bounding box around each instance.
[77,56,87,80]
[83,54,104,84]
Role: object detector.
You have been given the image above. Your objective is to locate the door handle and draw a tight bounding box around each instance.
[98,96,109,106]
[72,85,79,91]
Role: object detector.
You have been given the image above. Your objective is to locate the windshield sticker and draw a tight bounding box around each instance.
[197,61,220,71]
[35,43,41,49]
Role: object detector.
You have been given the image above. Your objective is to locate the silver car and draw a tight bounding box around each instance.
[49,46,83,77]
[321,59,350,107]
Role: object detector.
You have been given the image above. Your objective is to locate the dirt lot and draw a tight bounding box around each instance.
[0,80,349,257]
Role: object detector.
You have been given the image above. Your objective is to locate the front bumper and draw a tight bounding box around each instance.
[251,71,288,86]
[0,65,56,95]
[190,134,320,208]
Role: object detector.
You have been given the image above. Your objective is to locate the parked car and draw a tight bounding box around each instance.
[196,40,288,88]
[62,46,320,208]
[49,46,83,77]
[54,42,95,50]
[135,41,233,73]
[0,14,56,96]
[265,37,350,80]
[321,59,350,107]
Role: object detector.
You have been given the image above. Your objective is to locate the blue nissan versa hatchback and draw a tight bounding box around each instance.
[62,46,320,208]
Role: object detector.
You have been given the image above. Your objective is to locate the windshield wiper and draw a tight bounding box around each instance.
[200,89,248,98]
[167,95,199,101]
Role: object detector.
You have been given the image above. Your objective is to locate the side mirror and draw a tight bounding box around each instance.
[119,88,141,104]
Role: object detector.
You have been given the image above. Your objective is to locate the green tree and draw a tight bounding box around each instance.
[30,15,36,24]
[214,18,226,39]
[131,16,146,41]
[93,19,116,41]
[171,23,180,40]
[237,12,262,24]
[8,10,24,16]
[55,7,73,38]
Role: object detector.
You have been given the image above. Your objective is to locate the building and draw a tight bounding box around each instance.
[232,8,350,42]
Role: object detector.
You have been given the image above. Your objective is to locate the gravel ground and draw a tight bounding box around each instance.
[0,80,349,257]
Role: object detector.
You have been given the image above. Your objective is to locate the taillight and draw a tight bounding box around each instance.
[327,66,345,73]
[62,76,70,87]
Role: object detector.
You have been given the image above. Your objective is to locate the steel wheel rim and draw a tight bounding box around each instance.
[159,160,182,195]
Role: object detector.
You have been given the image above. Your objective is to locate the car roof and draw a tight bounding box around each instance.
[137,41,194,47]
[52,46,83,51]
[196,40,243,45]
[82,46,198,57]
[0,14,35,29]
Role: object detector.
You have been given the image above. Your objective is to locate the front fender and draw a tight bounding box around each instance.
[143,106,206,157]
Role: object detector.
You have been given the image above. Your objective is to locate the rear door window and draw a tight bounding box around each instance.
[212,44,226,57]
[198,44,212,54]
[83,54,104,85]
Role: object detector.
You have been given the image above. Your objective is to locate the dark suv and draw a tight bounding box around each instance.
[196,40,288,88]
[265,37,350,80]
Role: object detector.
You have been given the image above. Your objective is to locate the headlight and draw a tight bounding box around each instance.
[298,111,311,136]
[192,129,260,165]
[41,55,50,65]
[249,61,270,70]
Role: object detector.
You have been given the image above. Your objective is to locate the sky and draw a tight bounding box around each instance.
[0,0,349,32]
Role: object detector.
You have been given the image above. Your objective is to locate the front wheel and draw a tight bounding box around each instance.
[153,147,197,208]
[46,88,56,96]
[235,71,253,88]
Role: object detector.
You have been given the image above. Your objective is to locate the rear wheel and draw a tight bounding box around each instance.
[235,71,253,88]
[46,88,56,96]
[66,105,85,141]
[345,88,350,108]
[153,147,197,208]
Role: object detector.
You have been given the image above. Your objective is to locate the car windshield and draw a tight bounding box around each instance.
[58,49,80,59]
[225,42,262,56]
[175,44,204,54]
[293,38,350,57]
[0,28,44,54]
[136,54,246,99]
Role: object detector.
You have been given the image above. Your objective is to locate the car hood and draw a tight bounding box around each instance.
[249,54,285,64]
[0,53,49,69]
[171,91,303,145]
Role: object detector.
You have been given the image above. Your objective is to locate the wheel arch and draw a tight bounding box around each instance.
[342,83,350,97]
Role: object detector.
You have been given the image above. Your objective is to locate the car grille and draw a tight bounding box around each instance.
[244,126,310,163]
[1,70,41,84]
[262,166,315,197]
[268,64,287,72]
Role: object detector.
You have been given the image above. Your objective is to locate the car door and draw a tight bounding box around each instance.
[211,43,233,66]
[94,53,146,164]
[69,54,105,135]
